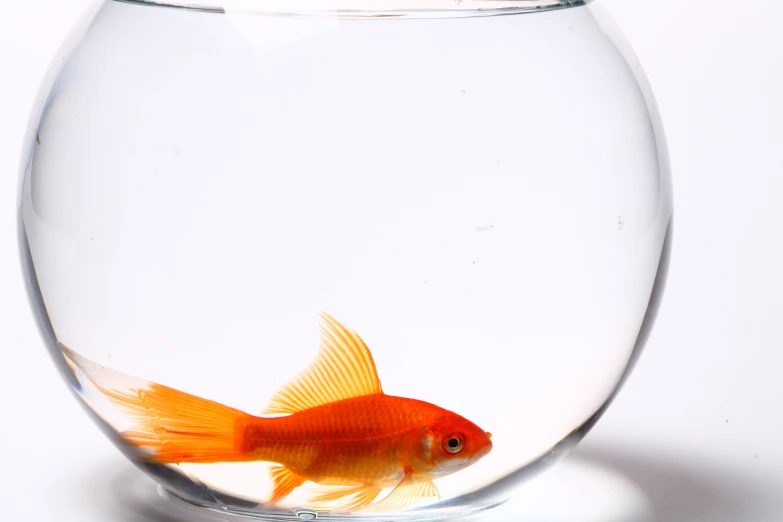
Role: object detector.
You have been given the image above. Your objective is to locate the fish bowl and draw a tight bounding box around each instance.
[17,0,672,520]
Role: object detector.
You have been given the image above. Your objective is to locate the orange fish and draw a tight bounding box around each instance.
[60,312,492,512]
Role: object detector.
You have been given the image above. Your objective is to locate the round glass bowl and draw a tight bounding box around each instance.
[18,0,672,520]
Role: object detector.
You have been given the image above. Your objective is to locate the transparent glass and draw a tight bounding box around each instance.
[17,0,672,520]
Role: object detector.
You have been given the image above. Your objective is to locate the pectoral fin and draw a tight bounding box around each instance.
[418,480,440,499]
[262,312,383,415]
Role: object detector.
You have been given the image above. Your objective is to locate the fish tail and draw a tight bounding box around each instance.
[61,343,252,464]
[104,382,252,463]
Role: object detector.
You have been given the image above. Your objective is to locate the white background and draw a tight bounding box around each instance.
[1,1,781,521]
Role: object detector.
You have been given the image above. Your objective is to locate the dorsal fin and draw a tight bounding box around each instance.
[261,312,383,415]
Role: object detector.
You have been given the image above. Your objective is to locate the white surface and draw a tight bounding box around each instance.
[1,1,782,521]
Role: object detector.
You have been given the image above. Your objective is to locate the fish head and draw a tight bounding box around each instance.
[408,411,493,478]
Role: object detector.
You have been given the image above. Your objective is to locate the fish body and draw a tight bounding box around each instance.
[241,394,491,489]
[61,312,492,512]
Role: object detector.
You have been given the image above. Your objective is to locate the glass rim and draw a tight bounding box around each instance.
[112,0,592,17]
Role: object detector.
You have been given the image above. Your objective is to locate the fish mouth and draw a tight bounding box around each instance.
[473,438,493,461]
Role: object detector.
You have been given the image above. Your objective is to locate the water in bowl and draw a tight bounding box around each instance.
[18,0,672,519]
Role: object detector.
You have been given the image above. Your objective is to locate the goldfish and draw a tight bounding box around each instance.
[60,312,492,512]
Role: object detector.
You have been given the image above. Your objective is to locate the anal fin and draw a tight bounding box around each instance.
[268,466,306,504]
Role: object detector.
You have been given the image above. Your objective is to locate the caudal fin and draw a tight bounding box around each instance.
[60,343,252,464]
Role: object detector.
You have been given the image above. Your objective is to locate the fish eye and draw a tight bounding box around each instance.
[443,433,465,454]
